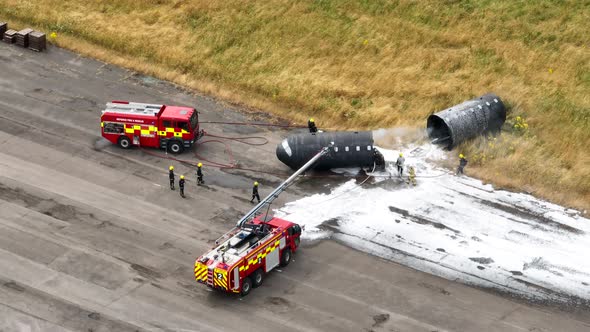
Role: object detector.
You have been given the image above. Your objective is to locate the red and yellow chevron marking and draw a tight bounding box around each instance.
[239,239,281,272]
[194,262,207,282]
[157,127,189,138]
[123,124,158,137]
[213,268,228,290]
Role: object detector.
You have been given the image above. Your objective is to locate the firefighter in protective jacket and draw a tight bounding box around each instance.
[179,175,185,198]
[407,166,417,186]
[169,166,175,190]
[396,153,405,177]
[251,182,261,203]
[456,154,468,175]
[308,118,318,133]
[197,163,204,185]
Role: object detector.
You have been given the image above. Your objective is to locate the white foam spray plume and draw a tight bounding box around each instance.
[372,127,429,149]
[276,133,590,305]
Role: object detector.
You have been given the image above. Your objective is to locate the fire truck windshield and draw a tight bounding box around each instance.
[189,111,198,131]
[178,121,189,131]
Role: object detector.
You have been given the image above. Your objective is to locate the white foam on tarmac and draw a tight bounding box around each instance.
[275,144,590,302]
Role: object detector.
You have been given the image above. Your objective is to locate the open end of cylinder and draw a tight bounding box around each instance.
[427,115,452,148]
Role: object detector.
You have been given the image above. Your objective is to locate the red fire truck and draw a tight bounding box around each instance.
[100,101,203,153]
[194,216,302,296]
[194,145,332,296]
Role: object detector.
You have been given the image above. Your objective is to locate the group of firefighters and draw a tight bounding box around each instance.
[167,117,469,197]
[310,118,469,185]
[163,117,323,200]
[395,153,417,186]
[168,164,261,202]
[395,152,468,185]
[163,118,322,199]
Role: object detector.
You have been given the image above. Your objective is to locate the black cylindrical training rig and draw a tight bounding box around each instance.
[276,131,380,170]
[427,93,506,149]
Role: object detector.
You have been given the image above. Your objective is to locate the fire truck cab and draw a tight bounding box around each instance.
[195,216,302,296]
[100,101,202,153]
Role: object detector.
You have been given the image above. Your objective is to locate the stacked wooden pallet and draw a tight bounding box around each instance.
[1,22,48,51]
[0,22,7,37]
[28,31,46,51]
[15,28,33,48]
[3,29,16,44]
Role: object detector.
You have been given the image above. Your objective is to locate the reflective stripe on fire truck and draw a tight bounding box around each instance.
[238,239,281,272]
[158,128,190,137]
[174,129,189,137]
[141,126,157,136]
[123,124,158,137]
[232,268,240,292]
[194,262,208,282]
[213,268,228,289]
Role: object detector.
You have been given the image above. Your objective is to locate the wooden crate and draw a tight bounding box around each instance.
[3,29,17,44]
[0,22,7,37]
[15,28,33,47]
[29,31,46,51]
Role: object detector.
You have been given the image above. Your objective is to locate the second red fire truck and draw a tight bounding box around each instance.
[194,146,332,296]
[194,215,303,296]
[100,101,203,153]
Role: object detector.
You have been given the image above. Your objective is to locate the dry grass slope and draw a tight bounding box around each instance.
[1,0,588,212]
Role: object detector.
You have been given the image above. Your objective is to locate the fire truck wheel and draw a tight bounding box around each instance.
[280,248,292,267]
[118,136,131,149]
[241,277,252,296]
[252,269,264,288]
[168,141,184,154]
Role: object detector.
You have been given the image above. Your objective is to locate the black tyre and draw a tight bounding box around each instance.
[168,141,183,154]
[280,248,292,267]
[118,136,131,149]
[241,277,252,297]
[252,269,264,288]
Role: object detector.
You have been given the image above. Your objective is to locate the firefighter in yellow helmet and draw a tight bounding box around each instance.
[250,181,261,203]
[456,154,468,176]
[308,118,318,133]
[179,175,186,198]
[196,162,204,185]
[395,152,405,178]
[168,166,175,190]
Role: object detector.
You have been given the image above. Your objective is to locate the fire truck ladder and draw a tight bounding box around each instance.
[103,102,163,116]
[236,144,333,228]
[206,268,214,286]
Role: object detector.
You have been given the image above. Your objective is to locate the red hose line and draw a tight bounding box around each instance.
[203,133,268,146]
[200,120,306,129]
[139,129,444,179]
